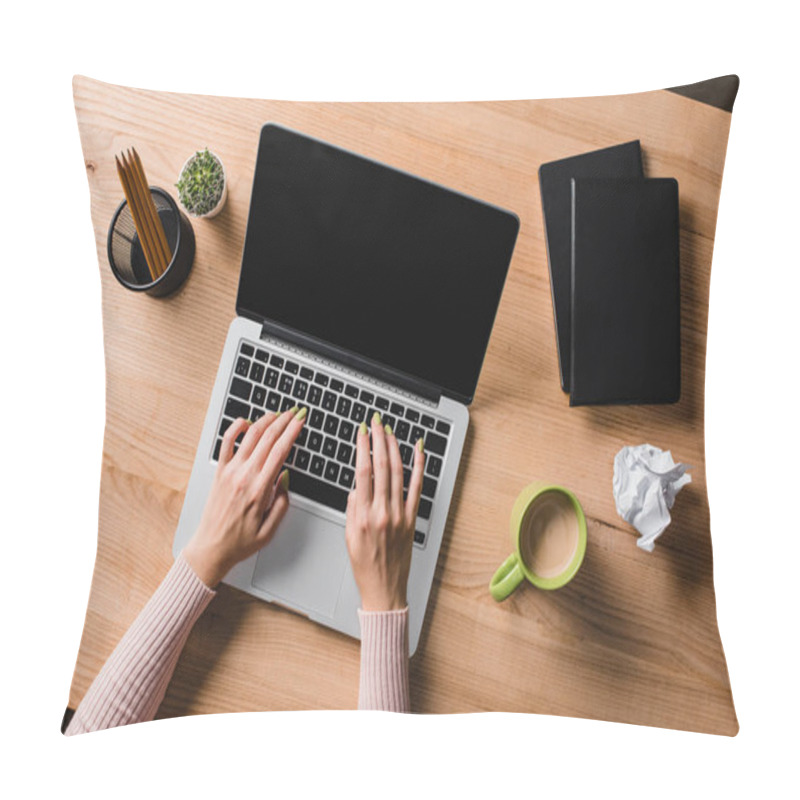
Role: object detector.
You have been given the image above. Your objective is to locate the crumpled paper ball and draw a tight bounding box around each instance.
[612,444,691,552]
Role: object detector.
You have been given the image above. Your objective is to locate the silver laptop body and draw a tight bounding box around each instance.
[173,124,518,656]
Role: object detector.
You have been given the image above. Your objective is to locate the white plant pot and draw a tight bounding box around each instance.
[178,150,228,219]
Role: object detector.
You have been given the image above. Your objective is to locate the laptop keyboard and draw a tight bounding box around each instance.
[211,340,453,548]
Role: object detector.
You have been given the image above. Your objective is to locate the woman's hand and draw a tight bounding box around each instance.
[183,407,307,588]
[345,412,426,611]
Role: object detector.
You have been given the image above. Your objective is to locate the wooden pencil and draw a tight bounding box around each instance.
[121,151,165,277]
[131,148,172,271]
[115,154,158,282]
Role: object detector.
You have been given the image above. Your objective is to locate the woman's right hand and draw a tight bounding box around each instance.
[345,412,426,612]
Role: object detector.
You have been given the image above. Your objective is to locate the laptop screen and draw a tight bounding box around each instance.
[237,124,519,403]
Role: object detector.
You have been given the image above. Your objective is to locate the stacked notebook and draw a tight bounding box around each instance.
[539,142,681,406]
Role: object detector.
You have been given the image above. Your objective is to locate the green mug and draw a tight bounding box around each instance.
[490,482,587,601]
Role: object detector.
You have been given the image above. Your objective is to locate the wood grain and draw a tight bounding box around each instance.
[68,75,737,734]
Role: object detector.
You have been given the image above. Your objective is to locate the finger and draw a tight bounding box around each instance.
[385,424,404,514]
[236,410,278,461]
[263,465,290,512]
[219,417,250,465]
[250,406,303,473]
[258,407,307,488]
[354,421,372,508]
[371,412,390,501]
[255,479,291,549]
[404,438,426,527]
[345,490,358,555]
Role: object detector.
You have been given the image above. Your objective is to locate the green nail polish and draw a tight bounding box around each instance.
[384,424,393,436]
[359,421,368,436]
[288,405,299,415]
[280,469,290,491]
[417,437,424,453]
[372,411,382,425]
[295,406,308,421]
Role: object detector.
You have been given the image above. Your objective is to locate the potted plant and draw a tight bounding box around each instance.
[176,148,228,218]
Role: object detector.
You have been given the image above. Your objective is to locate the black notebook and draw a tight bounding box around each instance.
[538,141,644,392]
[569,177,680,406]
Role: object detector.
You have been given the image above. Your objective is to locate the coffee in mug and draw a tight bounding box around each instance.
[519,490,581,578]
[490,483,587,600]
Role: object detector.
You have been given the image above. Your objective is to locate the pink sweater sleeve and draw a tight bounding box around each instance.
[65,554,409,731]
[64,553,216,735]
[357,608,411,712]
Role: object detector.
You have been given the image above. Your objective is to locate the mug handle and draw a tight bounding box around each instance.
[489,554,524,602]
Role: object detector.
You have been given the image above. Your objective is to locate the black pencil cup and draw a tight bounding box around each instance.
[107,187,195,297]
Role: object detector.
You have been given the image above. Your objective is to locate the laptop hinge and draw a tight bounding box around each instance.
[258,319,441,405]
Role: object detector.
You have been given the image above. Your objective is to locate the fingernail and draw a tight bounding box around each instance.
[279,469,290,491]
[417,437,424,453]
[384,424,393,436]
[372,411,382,425]
[295,406,307,421]
[359,421,368,436]
[288,405,299,415]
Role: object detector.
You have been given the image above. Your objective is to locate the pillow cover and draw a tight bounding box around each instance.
[64,74,739,735]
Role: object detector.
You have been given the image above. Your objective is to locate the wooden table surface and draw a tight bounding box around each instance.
[69,75,738,735]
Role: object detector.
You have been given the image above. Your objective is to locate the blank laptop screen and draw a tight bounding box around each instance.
[236,124,519,403]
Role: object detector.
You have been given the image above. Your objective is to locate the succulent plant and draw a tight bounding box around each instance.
[176,149,225,216]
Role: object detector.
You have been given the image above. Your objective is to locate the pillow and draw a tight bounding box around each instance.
[64,74,739,735]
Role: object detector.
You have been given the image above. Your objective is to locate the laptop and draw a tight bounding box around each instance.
[173,123,519,655]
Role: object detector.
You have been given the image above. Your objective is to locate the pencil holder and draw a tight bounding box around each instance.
[107,187,196,297]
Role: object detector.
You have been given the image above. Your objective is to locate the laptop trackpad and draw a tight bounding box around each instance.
[251,505,347,620]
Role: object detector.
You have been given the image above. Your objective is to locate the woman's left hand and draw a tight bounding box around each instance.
[183,407,306,587]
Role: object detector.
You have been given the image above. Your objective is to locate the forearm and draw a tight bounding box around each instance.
[65,553,216,735]
[357,607,410,712]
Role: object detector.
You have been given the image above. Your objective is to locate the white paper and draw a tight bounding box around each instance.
[612,444,691,552]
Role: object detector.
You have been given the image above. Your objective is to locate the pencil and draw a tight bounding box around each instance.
[131,148,172,271]
[123,150,165,277]
[115,154,158,281]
